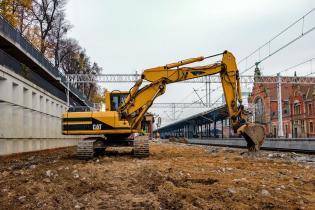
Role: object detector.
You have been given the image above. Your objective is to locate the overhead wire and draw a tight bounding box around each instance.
[163,53,224,112]
[277,57,315,75]
[174,86,224,120]
[238,8,315,65]
[239,8,315,75]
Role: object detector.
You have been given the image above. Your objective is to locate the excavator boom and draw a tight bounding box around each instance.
[119,51,265,151]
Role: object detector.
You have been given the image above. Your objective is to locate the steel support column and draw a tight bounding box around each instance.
[277,73,284,137]
[221,119,224,139]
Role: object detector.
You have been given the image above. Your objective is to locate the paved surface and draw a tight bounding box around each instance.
[188,138,315,153]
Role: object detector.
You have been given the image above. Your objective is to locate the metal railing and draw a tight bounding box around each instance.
[0,15,90,106]
[0,49,66,101]
[0,15,60,78]
[66,73,315,84]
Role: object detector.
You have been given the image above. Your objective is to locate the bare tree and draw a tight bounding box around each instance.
[31,0,66,54]
[1,0,102,101]
[0,0,33,33]
[50,12,72,68]
[17,0,33,33]
[86,62,102,100]
[60,38,81,74]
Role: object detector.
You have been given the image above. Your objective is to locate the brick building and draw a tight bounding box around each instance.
[141,112,155,139]
[248,73,315,138]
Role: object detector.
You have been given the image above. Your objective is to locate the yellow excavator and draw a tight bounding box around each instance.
[62,51,265,158]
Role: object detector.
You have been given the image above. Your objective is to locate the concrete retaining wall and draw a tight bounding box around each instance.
[0,65,82,155]
[0,138,80,155]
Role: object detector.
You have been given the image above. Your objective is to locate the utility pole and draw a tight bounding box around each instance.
[205,76,211,107]
[172,103,175,121]
[67,78,70,107]
[208,80,211,107]
[205,80,208,107]
[277,73,284,137]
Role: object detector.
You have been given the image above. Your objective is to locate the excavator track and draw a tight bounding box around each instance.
[133,136,150,157]
[77,140,96,159]
[77,138,106,159]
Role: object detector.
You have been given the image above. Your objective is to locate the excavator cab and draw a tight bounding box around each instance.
[105,90,129,111]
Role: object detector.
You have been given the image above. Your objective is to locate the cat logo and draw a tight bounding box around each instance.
[92,124,102,130]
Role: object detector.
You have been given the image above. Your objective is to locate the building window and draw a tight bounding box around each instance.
[294,127,298,138]
[309,104,312,115]
[254,97,264,123]
[273,127,277,137]
[283,101,289,115]
[310,122,313,133]
[294,103,301,115]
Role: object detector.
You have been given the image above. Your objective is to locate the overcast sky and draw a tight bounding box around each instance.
[66,1,315,124]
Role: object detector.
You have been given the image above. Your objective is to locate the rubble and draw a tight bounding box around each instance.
[43,178,51,183]
[227,187,237,194]
[17,196,26,203]
[74,204,81,209]
[0,143,314,209]
[45,170,53,177]
[261,189,271,196]
[72,170,80,179]
[208,146,220,153]
[168,137,188,144]
[29,165,36,169]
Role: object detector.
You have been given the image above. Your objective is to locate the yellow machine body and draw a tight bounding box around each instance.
[63,90,140,137]
[62,51,265,151]
[63,111,139,135]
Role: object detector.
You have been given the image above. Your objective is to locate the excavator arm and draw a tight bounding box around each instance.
[119,51,265,151]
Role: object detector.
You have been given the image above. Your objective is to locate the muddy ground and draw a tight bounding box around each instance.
[0,142,314,210]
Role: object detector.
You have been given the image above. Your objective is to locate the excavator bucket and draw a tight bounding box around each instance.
[237,123,265,151]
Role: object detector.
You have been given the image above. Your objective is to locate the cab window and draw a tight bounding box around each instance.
[110,94,128,111]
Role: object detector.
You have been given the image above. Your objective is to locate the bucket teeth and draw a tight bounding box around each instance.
[238,123,265,151]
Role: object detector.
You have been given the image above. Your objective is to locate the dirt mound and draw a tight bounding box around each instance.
[169,137,188,144]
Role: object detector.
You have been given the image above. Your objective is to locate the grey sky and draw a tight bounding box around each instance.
[66,1,315,124]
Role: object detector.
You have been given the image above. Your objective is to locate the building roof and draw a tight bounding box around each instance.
[250,76,315,101]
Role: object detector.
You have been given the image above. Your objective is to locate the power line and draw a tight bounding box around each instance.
[277,57,315,75]
[304,71,315,77]
[238,8,315,65]
[241,27,315,75]
[239,8,315,75]
[177,84,205,103]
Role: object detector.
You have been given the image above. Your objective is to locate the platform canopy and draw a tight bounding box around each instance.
[156,105,229,133]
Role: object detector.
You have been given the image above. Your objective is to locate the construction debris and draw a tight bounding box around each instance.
[0,143,314,209]
[169,137,188,144]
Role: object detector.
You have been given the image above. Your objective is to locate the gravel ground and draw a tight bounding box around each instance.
[0,142,314,210]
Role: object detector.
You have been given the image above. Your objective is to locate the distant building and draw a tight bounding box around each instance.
[248,71,315,138]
